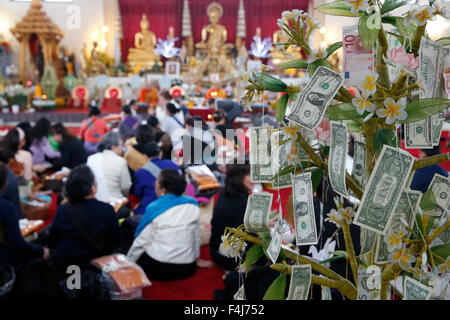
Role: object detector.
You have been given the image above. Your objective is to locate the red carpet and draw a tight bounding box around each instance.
[142,246,225,300]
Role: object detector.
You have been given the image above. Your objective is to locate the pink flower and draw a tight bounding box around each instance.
[315,118,331,144]
[387,46,419,70]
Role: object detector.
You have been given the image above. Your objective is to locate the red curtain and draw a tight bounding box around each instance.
[118,0,310,62]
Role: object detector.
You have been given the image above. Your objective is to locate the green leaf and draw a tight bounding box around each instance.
[383,16,417,41]
[263,274,287,300]
[288,93,298,102]
[311,168,325,192]
[373,129,397,154]
[253,73,287,92]
[358,13,381,51]
[380,0,410,15]
[431,243,450,260]
[420,189,437,212]
[402,98,450,124]
[243,245,265,275]
[315,1,363,17]
[308,59,332,77]
[326,42,343,58]
[279,59,308,70]
[275,94,289,122]
[325,103,366,121]
[319,251,347,264]
[346,120,362,132]
[436,37,450,46]
[259,231,272,242]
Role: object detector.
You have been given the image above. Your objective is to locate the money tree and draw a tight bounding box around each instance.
[223,1,450,300]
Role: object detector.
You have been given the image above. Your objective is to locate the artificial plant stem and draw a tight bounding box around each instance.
[375,27,390,90]
[338,86,355,102]
[296,134,364,199]
[412,24,426,56]
[363,118,377,174]
[342,221,358,285]
[413,152,450,171]
[270,264,358,300]
[380,281,389,300]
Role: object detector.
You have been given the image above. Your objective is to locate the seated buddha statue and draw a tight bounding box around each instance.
[127,14,161,71]
[194,2,234,76]
[271,29,303,66]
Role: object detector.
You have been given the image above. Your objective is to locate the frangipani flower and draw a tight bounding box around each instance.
[325,209,343,227]
[286,152,300,166]
[219,234,247,260]
[376,97,408,125]
[361,71,378,95]
[307,48,327,63]
[412,5,434,26]
[352,89,376,115]
[436,257,449,274]
[389,244,415,270]
[283,122,300,139]
[282,10,298,21]
[384,229,407,251]
[344,0,369,15]
[339,207,355,224]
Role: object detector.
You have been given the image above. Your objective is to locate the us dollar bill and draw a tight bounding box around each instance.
[354,145,414,234]
[352,141,367,188]
[321,284,332,300]
[431,112,445,146]
[244,192,273,233]
[292,173,318,246]
[357,265,381,300]
[405,37,442,149]
[375,190,422,264]
[287,264,312,300]
[429,174,450,212]
[360,227,377,255]
[270,130,293,189]
[249,127,273,183]
[267,219,283,264]
[287,66,343,130]
[404,276,433,300]
[234,285,245,300]
[329,121,348,197]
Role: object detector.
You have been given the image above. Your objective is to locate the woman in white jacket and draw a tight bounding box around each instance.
[127,169,200,281]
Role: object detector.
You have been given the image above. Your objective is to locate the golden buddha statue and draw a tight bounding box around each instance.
[127,14,161,71]
[194,2,235,76]
[271,29,303,66]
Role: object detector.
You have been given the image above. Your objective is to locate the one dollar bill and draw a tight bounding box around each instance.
[287,264,311,300]
[292,173,318,246]
[287,66,343,130]
[249,127,273,183]
[429,173,450,213]
[329,121,348,198]
[404,276,432,300]
[354,145,414,234]
[352,141,367,188]
[244,192,273,233]
[357,265,381,300]
[267,219,283,264]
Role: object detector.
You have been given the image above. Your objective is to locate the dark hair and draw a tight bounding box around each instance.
[161,91,171,101]
[89,106,101,117]
[214,109,225,123]
[51,123,74,141]
[17,122,32,150]
[2,128,20,159]
[208,98,216,106]
[31,118,51,142]
[136,124,154,145]
[158,169,186,196]
[129,99,138,106]
[142,142,161,158]
[0,162,8,189]
[147,115,159,128]
[65,165,95,203]
[224,164,250,197]
[122,105,131,115]
[421,145,441,157]
[166,102,180,115]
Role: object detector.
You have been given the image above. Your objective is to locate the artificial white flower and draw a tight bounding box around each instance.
[307,48,327,63]
[376,97,408,125]
[344,0,369,15]
[412,5,434,26]
[219,235,247,260]
[384,229,407,252]
[352,89,376,115]
[360,71,378,95]
[325,209,343,227]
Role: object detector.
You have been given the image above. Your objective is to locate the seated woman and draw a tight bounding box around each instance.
[124,124,154,172]
[1,128,32,181]
[50,123,88,170]
[0,163,49,267]
[132,142,179,215]
[127,169,200,281]
[209,164,252,271]
[30,118,61,170]
[87,132,132,203]
[119,105,139,141]
[147,115,172,160]
[48,165,123,272]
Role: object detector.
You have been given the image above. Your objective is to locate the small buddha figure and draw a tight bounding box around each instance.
[271,29,302,65]
[194,2,234,76]
[127,14,161,71]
